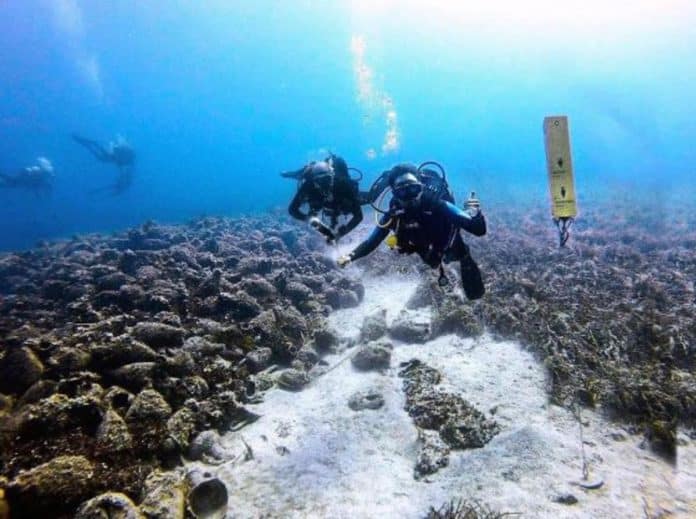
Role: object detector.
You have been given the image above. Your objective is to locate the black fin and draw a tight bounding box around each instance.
[460,254,485,300]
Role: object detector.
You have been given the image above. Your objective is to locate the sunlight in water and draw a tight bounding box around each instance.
[348,0,694,36]
[350,35,401,157]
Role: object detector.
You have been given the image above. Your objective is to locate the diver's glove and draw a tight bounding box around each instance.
[337,254,352,268]
[465,191,481,218]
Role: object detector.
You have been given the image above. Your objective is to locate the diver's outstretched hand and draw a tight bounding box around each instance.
[337,255,352,268]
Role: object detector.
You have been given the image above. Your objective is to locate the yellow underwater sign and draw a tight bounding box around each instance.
[543,116,577,219]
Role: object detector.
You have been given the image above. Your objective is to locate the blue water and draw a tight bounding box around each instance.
[1,1,695,250]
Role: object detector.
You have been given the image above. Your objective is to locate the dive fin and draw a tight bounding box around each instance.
[460,253,485,300]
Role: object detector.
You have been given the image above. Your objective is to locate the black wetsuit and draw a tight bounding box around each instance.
[73,134,135,195]
[350,196,487,299]
[288,174,363,240]
[0,169,52,194]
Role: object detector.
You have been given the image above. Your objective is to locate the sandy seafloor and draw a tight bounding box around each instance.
[204,274,696,518]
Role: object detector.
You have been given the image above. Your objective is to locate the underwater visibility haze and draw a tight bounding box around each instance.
[1,0,695,249]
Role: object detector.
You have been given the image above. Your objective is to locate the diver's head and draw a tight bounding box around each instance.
[309,160,334,194]
[391,171,423,207]
[327,154,349,178]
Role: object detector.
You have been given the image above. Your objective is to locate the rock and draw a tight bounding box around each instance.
[217,290,262,320]
[239,277,277,300]
[164,351,196,377]
[389,309,431,343]
[431,297,483,338]
[405,278,443,309]
[284,281,314,307]
[295,347,319,370]
[166,407,197,452]
[325,288,360,309]
[91,339,160,369]
[399,359,499,450]
[132,322,184,349]
[276,368,310,391]
[552,493,579,505]
[18,392,103,436]
[75,492,143,519]
[182,336,225,358]
[95,409,133,454]
[108,362,159,392]
[245,347,273,373]
[118,284,146,309]
[0,346,44,394]
[440,410,500,449]
[93,290,123,309]
[352,340,393,371]
[139,470,186,519]
[348,389,385,411]
[94,272,130,292]
[174,376,209,402]
[415,430,451,479]
[313,325,339,352]
[7,456,95,515]
[189,430,227,463]
[399,359,442,396]
[274,305,309,342]
[47,346,92,375]
[18,379,58,406]
[360,308,387,341]
[125,389,172,422]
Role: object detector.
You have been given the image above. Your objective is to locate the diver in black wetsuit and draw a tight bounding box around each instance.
[338,163,487,300]
[283,154,364,243]
[0,157,54,195]
[72,134,135,194]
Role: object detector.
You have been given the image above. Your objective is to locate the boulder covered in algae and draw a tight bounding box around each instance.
[0,214,362,516]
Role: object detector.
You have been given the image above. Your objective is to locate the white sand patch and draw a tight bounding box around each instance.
[212,276,696,518]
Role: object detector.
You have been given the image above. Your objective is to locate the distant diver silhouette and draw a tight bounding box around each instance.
[73,133,136,195]
[0,157,54,196]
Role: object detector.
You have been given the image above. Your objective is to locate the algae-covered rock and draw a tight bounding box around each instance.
[108,362,159,392]
[431,297,482,339]
[132,322,184,349]
[348,389,385,411]
[351,340,393,371]
[312,324,339,352]
[440,410,500,449]
[276,368,310,391]
[96,408,133,454]
[90,339,160,369]
[75,492,143,519]
[125,389,172,422]
[360,308,387,342]
[415,430,450,479]
[139,470,187,519]
[389,309,431,343]
[188,430,227,463]
[7,455,95,515]
[0,346,44,394]
[166,407,197,452]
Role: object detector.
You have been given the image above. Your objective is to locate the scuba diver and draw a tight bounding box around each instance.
[72,133,135,195]
[337,162,487,300]
[0,157,54,195]
[282,154,364,243]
